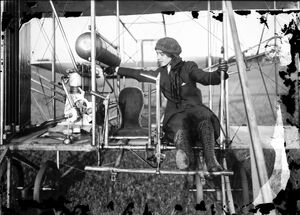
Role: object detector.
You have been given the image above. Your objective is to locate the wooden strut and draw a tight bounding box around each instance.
[221,1,235,214]
[90,0,96,146]
[0,0,4,146]
[225,0,273,205]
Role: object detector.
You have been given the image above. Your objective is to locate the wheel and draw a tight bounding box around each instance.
[33,160,61,203]
[195,174,204,204]
[0,158,24,207]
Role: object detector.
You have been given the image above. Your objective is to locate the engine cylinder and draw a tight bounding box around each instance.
[75,32,121,67]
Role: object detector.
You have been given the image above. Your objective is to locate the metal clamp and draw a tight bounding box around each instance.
[110,171,117,182]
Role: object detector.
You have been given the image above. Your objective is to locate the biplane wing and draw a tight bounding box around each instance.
[22,1,297,17]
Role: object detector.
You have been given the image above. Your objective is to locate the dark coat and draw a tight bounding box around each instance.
[118,58,223,142]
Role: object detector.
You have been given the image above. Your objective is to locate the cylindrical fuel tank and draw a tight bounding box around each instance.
[75,32,121,67]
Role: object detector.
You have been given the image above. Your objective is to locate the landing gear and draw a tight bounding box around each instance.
[33,160,61,203]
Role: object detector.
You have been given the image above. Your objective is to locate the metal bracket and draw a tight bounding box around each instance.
[110,171,117,182]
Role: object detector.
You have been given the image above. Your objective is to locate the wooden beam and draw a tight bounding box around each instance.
[225,0,273,204]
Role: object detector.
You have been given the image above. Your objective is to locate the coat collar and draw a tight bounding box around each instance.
[161,56,183,70]
[169,56,183,69]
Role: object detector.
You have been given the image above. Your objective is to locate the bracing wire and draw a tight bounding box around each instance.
[31,18,45,58]
[31,92,49,122]
[169,2,238,53]
[111,2,156,46]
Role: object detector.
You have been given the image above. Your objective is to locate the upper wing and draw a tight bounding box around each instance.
[23,1,297,17]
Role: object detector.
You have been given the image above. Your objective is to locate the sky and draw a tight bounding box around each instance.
[29,10,295,66]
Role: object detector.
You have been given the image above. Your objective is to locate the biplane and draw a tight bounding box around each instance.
[0,0,299,214]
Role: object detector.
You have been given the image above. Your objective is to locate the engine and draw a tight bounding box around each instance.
[49,32,120,140]
[49,64,105,136]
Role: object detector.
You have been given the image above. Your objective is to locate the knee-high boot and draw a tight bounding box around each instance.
[198,120,223,172]
[174,129,195,170]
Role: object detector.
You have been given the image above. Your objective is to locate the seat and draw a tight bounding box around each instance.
[112,87,148,137]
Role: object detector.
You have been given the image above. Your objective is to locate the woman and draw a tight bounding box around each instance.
[104,37,228,172]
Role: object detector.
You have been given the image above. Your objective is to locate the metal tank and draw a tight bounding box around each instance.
[75,32,121,67]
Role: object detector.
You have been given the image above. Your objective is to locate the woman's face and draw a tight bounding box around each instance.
[156,50,172,67]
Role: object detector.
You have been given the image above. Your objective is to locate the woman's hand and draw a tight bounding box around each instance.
[217,60,229,79]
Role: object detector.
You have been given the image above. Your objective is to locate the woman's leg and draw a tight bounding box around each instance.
[164,113,194,170]
[197,119,223,172]
[174,128,194,170]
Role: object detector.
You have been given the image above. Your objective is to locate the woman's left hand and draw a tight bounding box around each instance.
[218,60,228,72]
[217,60,229,79]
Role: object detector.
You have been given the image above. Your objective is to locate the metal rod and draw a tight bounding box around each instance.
[52,12,56,120]
[297,54,300,127]
[11,152,39,170]
[148,84,152,147]
[256,18,267,57]
[56,151,60,169]
[116,0,120,54]
[226,0,273,203]
[31,88,65,103]
[221,174,226,214]
[118,19,138,43]
[140,39,157,92]
[208,1,212,109]
[31,70,64,90]
[49,0,78,71]
[104,95,110,147]
[32,92,49,121]
[90,90,106,99]
[0,148,8,165]
[31,79,65,96]
[221,2,227,213]
[91,0,96,146]
[256,59,276,120]
[220,0,227,149]
[114,149,124,168]
[220,0,226,207]
[60,78,75,108]
[0,0,4,145]
[297,3,300,128]
[274,1,278,96]
[254,13,276,120]
[85,166,234,176]
[141,40,145,91]
[222,2,235,214]
[104,145,167,150]
[162,13,167,36]
[155,73,161,172]
[6,157,11,208]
